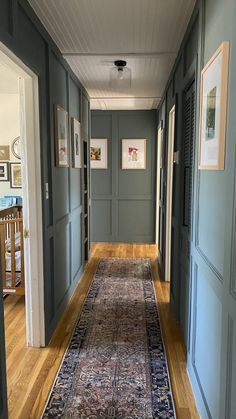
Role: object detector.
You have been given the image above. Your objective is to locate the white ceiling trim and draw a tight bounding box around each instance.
[91,97,159,111]
[63,52,178,57]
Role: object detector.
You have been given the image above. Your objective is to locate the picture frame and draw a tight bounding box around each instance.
[54,104,69,167]
[199,42,229,170]
[0,162,9,181]
[121,139,147,170]
[90,138,108,169]
[10,163,22,188]
[0,145,10,161]
[71,118,82,168]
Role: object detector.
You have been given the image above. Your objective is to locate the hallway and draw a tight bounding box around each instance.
[0,1,236,418]
[4,244,198,418]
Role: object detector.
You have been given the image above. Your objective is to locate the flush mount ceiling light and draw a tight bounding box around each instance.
[110,60,131,89]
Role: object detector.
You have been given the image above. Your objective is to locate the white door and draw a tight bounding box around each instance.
[165,105,175,282]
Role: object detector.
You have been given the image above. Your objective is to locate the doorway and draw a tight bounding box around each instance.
[165,105,175,282]
[179,80,196,344]
[0,42,45,348]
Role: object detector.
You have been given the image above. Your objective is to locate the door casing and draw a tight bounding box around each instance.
[0,41,45,348]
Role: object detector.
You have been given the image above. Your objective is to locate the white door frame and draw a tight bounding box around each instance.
[155,126,163,246]
[0,42,45,347]
[165,105,175,282]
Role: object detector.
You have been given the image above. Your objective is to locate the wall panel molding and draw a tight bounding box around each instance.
[54,223,70,309]
[225,315,233,419]
[230,163,236,300]
[191,261,222,419]
[71,211,83,281]
[191,263,212,419]
[195,169,223,284]
[71,204,82,215]
[91,110,156,243]
[191,263,198,365]
[47,237,55,323]
[92,199,112,239]
[55,214,70,230]
[196,245,223,283]
[93,195,154,201]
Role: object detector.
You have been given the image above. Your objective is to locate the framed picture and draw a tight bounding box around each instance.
[121,139,146,169]
[0,145,10,161]
[10,163,22,188]
[90,138,108,169]
[0,162,9,181]
[71,118,81,168]
[54,105,69,167]
[199,42,229,170]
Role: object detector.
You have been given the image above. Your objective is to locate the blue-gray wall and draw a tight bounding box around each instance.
[158,1,236,418]
[91,110,156,243]
[0,0,91,346]
[189,1,236,418]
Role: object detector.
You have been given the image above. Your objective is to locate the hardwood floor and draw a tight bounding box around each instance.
[3,243,199,419]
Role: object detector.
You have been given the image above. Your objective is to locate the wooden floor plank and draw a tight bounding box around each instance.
[3,243,199,419]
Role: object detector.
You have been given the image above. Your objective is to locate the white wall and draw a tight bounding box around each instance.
[0,93,22,198]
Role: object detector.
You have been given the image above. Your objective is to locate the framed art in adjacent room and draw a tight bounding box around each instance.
[199,41,229,170]
[90,138,108,169]
[0,162,9,181]
[10,163,22,188]
[121,139,146,169]
[71,118,81,168]
[54,104,69,167]
[0,145,10,161]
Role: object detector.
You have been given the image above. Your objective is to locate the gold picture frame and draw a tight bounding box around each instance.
[198,42,229,170]
[10,163,22,188]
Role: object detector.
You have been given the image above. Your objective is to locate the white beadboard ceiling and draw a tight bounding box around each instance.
[28,0,196,110]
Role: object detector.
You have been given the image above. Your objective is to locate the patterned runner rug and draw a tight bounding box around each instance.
[43,258,176,418]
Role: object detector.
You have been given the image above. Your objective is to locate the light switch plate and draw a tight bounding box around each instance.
[45,182,49,200]
[173,151,180,164]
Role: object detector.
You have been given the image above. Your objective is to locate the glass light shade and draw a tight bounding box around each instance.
[110,67,131,89]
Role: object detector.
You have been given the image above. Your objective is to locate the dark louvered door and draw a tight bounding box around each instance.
[179,81,195,345]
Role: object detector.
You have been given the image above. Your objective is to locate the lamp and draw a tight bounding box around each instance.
[110,60,131,88]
